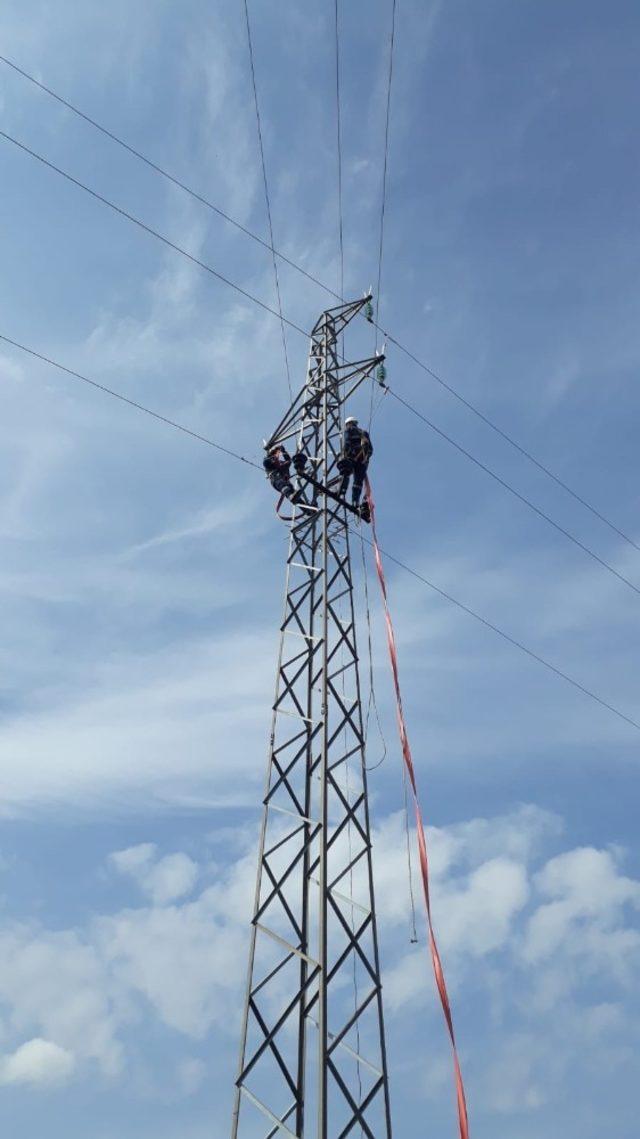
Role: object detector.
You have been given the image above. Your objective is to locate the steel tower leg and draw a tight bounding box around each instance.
[232,297,392,1139]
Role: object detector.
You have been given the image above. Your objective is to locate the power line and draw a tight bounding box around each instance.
[0,53,342,304]
[370,0,397,430]
[242,0,292,400]
[354,529,640,735]
[4,125,636,601]
[388,387,640,599]
[381,329,640,555]
[2,331,638,736]
[0,128,309,341]
[2,53,637,554]
[334,0,345,299]
[0,333,262,469]
[374,0,397,335]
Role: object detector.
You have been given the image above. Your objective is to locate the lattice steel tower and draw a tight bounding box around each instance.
[232,297,393,1139]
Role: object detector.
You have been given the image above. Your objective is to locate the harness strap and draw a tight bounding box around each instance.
[275,493,293,522]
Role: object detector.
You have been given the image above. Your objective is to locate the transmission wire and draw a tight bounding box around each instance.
[2,52,637,553]
[0,124,635,600]
[3,330,639,735]
[387,387,640,599]
[370,0,397,429]
[378,328,640,554]
[0,333,262,469]
[351,525,640,734]
[1,103,636,559]
[0,53,342,303]
[0,129,309,340]
[242,0,292,400]
[334,0,345,300]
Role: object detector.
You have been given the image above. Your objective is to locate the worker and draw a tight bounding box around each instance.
[263,443,298,501]
[337,416,373,509]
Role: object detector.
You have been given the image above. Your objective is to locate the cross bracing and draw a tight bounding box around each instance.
[232,297,393,1139]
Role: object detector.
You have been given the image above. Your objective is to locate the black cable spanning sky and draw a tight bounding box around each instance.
[334,0,345,300]
[242,0,292,400]
[374,0,397,336]
[1,52,636,555]
[370,0,397,428]
[388,388,640,598]
[2,126,638,606]
[1,332,638,736]
[0,128,309,340]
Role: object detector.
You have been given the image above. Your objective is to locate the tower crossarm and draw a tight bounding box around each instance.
[266,295,382,452]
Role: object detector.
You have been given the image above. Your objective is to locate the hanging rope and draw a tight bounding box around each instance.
[365,476,470,1139]
[359,524,418,945]
[358,529,388,772]
[400,751,420,945]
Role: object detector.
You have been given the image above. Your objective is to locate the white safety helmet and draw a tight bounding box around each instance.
[345,416,358,426]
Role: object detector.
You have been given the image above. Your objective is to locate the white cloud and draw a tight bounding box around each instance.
[176,1056,207,1097]
[379,834,530,1009]
[0,630,273,816]
[0,926,123,1077]
[0,1038,75,1088]
[372,807,543,948]
[482,1032,546,1113]
[523,846,640,984]
[0,836,257,1080]
[0,803,637,1132]
[109,844,199,905]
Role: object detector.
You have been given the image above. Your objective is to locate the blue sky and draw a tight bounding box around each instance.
[1,1,639,1136]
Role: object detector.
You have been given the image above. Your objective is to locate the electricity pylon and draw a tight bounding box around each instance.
[232,297,393,1139]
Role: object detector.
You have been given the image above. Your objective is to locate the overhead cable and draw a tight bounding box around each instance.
[374,0,397,337]
[3,127,636,599]
[0,333,262,469]
[388,387,640,599]
[380,329,640,554]
[334,0,345,299]
[2,54,637,553]
[370,0,397,429]
[2,331,638,736]
[0,129,309,339]
[354,528,640,734]
[242,0,292,399]
[0,53,342,302]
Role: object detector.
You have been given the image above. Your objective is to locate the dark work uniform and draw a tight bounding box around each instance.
[264,446,296,499]
[338,424,373,506]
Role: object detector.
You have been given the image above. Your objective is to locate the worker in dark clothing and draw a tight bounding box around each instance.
[263,444,298,501]
[337,416,373,508]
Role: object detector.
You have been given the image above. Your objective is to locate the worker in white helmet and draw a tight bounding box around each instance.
[337,416,373,509]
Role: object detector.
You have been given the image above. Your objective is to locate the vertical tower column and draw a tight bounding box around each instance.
[232,298,392,1139]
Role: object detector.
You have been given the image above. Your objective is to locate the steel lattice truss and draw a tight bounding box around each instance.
[232,298,393,1139]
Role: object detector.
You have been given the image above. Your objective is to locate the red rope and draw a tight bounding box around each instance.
[365,477,470,1139]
